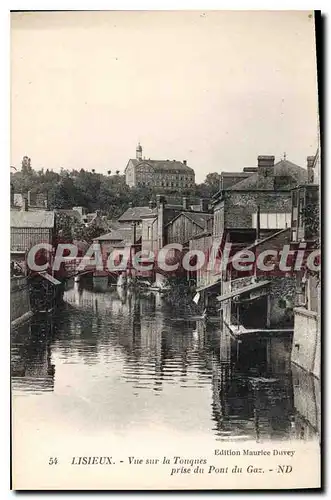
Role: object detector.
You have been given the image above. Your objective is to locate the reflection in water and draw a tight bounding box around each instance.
[11,315,56,393]
[212,326,295,441]
[11,281,320,442]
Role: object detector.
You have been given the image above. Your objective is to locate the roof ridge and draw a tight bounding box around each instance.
[274,158,304,169]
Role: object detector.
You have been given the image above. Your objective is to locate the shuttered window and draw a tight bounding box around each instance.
[252,213,291,229]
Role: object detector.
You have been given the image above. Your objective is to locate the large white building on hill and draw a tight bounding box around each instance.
[125,143,195,190]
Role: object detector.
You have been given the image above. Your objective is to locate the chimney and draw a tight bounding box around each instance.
[182,196,188,210]
[21,197,28,212]
[27,190,32,207]
[128,202,133,208]
[183,160,187,166]
[156,194,165,209]
[148,200,154,209]
[199,198,209,212]
[257,156,275,177]
[307,156,315,183]
[257,156,275,189]
[243,167,257,173]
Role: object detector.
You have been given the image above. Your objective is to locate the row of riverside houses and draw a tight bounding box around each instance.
[191,152,320,379]
[10,193,109,276]
[10,190,112,323]
[97,151,320,379]
[94,195,213,283]
[10,148,320,378]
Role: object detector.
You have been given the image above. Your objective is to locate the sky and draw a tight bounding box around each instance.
[11,10,319,183]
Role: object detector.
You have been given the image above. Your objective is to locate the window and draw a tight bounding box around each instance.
[252,212,291,229]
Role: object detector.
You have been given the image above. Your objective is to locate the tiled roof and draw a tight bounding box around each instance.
[112,236,142,248]
[184,212,213,229]
[130,159,194,173]
[11,210,55,228]
[118,206,155,222]
[166,211,212,230]
[94,231,113,241]
[220,172,254,190]
[95,227,131,241]
[94,226,142,244]
[107,219,122,229]
[228,159,307,190]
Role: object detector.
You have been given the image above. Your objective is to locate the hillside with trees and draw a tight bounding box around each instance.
[10,157,221,218]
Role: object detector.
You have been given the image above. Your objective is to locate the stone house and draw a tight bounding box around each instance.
[196,154,308,304]
[213,155,307,239]
[212,152,320,382]
[11,208,56,272]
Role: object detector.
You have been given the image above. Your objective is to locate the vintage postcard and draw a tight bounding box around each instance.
[10,10,321,490]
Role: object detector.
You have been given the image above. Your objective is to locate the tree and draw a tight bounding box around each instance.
[204,172,221,191]
[10,160,220,221]
[72,222,105,244]
[48,176,79,209]
[301,202,320,242]
[54,213,74,242]
[21,156,32,174]
[11,156,37,193]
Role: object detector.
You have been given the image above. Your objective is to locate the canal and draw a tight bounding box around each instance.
[11,280,320,446]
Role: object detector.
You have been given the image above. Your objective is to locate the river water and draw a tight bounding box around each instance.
[11,280,320,444]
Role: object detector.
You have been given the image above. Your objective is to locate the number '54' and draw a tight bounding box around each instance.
[49,457,58,465]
